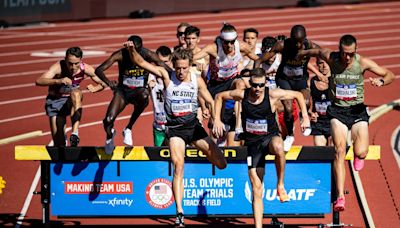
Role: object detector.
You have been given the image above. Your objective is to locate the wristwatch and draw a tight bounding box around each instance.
[379,78,385,86]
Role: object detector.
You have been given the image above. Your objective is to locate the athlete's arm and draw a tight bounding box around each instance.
[254,41,282,68]
[360,56,395,87]
[125,41,170,86]
[84,63,108,92]
[240,41,259,61]
[36,62,72,86]
[298,48,331,64]
[270,88,310,131]
[193,43,217,60]
[142,48,173,72]
[94,50,121,89]
[212,89,244,138]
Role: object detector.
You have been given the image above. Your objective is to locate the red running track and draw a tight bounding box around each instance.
[0,1,399,227]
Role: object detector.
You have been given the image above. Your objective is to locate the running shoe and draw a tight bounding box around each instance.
[105,129,115,155]
[334,196,345,212]
[70,134,80,147]
[234,127,244,141]
[175,212,185,227]
[353,157,365,171]
[283,135,295,152]
[277,187,290,203]
[122,128,133,146]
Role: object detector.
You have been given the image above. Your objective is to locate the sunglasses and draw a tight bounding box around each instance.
[342,52,356,58]
[250,81,266,88]
[176,32,185,37]
[223,39,236,45]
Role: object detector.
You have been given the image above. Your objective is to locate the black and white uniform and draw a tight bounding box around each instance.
[116,48,150,107]
[276,38,311,91]
[242,88,280,168]
[310,78,331,137]
[164,71,208,144]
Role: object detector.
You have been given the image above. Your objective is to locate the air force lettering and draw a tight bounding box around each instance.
[164,71,198,125]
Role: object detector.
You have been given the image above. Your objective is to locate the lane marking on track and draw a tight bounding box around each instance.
[15,164,41,228]
[30,50,106,57]
[0,130,43,145]
[1,10,400,50]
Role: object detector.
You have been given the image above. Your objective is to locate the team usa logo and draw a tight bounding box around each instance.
[145,178,174,209]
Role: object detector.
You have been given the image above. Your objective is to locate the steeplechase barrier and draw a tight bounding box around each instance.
[15,145,380,227]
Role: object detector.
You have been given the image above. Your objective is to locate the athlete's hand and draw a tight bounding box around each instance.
[87,84,103,93]
[309,111,319,122]
[369,77,384,87]
[212,120,226,139]
[315,72,328,83]
[300,115,311,132]
[59,77,72,85]
[202,108,211,120]
[123,41,135,51]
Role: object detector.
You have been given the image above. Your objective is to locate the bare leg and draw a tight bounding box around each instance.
[103,93,127,139]
[331,119,349,199]
[269,136,286,189]
[192,137,227,169]
[70,89,83,134]
[169,137,186,214]
[248,167,265,228]
[49,116,67,146]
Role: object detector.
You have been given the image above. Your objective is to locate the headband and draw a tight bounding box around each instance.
[220,31,237,41]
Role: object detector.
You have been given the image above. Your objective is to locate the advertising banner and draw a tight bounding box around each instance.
[51,161,331,216]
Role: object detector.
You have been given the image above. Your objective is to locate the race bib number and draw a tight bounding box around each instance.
[315,101,331,115]
[283,66,303,77]
[267,78,277,90]
[335,84,357,100]
[245,119,268,135]
[123,76,145,88]
[171,100,192,117]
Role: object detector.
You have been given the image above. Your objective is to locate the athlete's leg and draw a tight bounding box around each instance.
[314,135,328,146]
[192,137,227,169]
[49,115,67,146]
[70,89,83,134]
[248,167,265,228]
[351,121,369,170]
[330,119,349,200]
[169,137,187,215]
[103,93,127,139]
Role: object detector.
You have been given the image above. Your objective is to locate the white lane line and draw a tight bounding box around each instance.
[2,26,400,69]
[15,166,41,228]
[3,1,400,34]
[1,8,400,49]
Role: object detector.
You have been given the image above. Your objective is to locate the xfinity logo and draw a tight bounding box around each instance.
[108,198,133,207]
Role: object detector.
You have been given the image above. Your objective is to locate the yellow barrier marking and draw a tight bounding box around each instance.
[15,145,381,161]
[15,145,51,160]
[0,176,6,194]
[345,145,381,160]
[0,130,42,145]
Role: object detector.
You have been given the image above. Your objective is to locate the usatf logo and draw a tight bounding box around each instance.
[244,181,316,202]
[145,178,174,209]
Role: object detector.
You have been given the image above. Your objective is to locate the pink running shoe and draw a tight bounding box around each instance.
[334,197,345,212]
[354,157,365,171]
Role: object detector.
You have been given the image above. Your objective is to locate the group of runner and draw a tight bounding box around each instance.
[36,23,395,227]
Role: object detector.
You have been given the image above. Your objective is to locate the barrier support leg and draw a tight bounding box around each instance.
[331,161,341,227]
[40,161,51,227]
